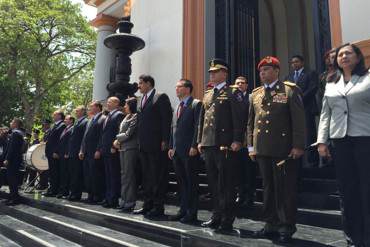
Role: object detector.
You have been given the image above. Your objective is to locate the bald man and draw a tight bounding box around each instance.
[98,97,124,208]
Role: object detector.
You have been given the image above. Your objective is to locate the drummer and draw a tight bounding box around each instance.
[3,118,25,206]
[24,130,41,187]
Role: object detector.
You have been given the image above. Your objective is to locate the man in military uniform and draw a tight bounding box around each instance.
[247,56,305,243]
[197,58,244,233]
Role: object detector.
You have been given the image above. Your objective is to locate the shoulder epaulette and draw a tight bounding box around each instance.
[252,86,264,92]
[283,81,297,87]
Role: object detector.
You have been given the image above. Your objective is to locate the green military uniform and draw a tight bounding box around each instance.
[247,80,305,235]
[198,82,244,228]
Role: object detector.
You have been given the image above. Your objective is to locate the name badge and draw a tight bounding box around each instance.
[272,94,288,103]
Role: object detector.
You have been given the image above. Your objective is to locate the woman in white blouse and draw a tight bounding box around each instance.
[317,43,370,247]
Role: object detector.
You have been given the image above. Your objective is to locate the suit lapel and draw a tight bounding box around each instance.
[344,75,360,95]
[177,97,193,122]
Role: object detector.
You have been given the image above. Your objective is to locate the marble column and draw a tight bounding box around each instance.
[90,14,119,101]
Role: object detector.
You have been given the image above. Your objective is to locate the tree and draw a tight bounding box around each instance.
[0,0,96,130]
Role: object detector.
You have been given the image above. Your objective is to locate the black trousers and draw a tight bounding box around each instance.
[68,157,83,198]
[139,150,168,210]
[172,153,199,217]
[203,147,237,226]
[237,148,256,204]
[86,156,105,201]
[47,156,60,194]
[331,136,370,247]
[103,153,121,205]
[256,156,298,235]
[58,157,70,195]
[7,161,21,200]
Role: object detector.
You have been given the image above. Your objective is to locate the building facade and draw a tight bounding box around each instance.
[85,0,370,104]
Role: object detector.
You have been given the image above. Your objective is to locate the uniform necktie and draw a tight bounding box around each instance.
[177,101,185,118]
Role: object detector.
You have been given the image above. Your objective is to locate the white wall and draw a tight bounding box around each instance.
[130,0,183,107]
[340,0,370,43]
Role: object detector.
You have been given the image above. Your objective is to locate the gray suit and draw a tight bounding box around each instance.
[317,71,370,246]
[317,71,370,143]
[116,113,138,207]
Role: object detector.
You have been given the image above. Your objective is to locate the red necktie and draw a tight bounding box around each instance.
[141,94,148,109]
[177,101,185,118]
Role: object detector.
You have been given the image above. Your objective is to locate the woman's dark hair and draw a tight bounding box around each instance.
[139,74,155,87]
[330,43,368,82]
[125,97,137,114]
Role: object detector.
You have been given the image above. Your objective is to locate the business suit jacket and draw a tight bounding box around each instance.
[5,129,24,165]
[247,81,306,158]
[285,68,318,115]
[137,89,172,152]
[100,110,124,155]
[81,112,106,158]
[317,71,370,144]
[170,97,202,158]
[197,84,245,147]
[45,121,66,158]
[116,113,138,151]
[68,117,88,158]
[57,125,73,157]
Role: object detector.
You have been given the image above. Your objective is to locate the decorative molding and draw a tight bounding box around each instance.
[182,0,205,99]
[90,13,118,28]
[328,0,342,48]
[354,39,370,67]
[123,0,132,17]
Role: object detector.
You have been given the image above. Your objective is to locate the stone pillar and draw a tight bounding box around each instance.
[90,14,119,101]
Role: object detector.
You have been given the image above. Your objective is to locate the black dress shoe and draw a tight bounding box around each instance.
[133,207,151,215]
[145,208,165,218]
[98,200,107,205]
[119,206,135,213]
[252,228,277,239]
[214,224,234,234]
[180,214,198,224]
[277,234,292,243]
[168,212,186,221]
[42,191,56,197]
[5,199,21,206]
[68,196,81,202]
[201,218,221,229]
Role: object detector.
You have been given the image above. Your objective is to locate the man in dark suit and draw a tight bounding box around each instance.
[168,79,201,223]
[197,59,245,233]
[66,106,88,201]
[285,55,318,165]
[134,74,172,218]
[43,111,66,196]
[98,97,124,208]
[3,118,25,205]
[56,115,74,198]
[234,76,256,211]
[79,101,106,203]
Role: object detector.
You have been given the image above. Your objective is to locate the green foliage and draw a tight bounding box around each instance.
[0,0,97,129]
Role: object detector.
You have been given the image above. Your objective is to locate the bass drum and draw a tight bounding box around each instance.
[25,143,48,171]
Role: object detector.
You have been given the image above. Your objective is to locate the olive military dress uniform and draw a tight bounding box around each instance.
[198,80,245,230]
[247,80,305,236]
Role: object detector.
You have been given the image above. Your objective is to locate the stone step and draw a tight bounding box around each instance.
[0,232,22,247]
[0,214,81,247]
[0,191,346,246]
[0,204,170,247]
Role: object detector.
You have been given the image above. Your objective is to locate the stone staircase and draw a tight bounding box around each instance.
[0,189,346,247]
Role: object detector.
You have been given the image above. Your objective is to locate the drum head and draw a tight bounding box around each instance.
[29,144,48,171]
